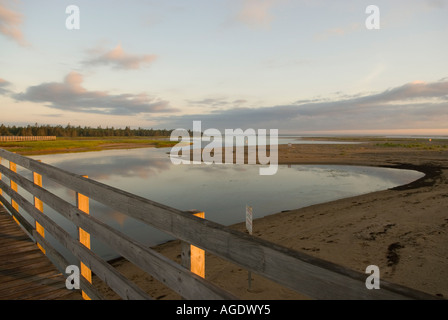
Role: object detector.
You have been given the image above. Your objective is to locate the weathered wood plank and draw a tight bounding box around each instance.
[76,177,92,300]
[190,211,205,278]
[0,156,2,204]
[0,165,236,300]
[0,261,58,281]
[32,231,105,300]
[0,222,29,230]
[9,161,19,226]
[0,205,82,300]
[0,252,44,267]
[33,167,45,254]
[0,233,33,246]
[0,149,440,300]
[0,184,153,300]
[0,256,53,271]
[0,271,65,295]
[0,236,31,247]
[181,210,205,278]
[23,286,77,300]
[0,148,438,300]
[0,190,34,236]
[0,274,66,297]
[0,242,39,255]
[0,281,68,300]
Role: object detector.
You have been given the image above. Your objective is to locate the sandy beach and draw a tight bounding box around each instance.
[91,138,448,300]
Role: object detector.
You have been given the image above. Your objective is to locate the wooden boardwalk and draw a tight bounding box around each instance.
[0,205,82,300]
[0,148,439,300]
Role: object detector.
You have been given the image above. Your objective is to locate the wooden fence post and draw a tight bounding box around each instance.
[9,160,19,225]
[181,210,205,278]
[77,175,92,300]
[0,156,2,206]
[33,162,45,254]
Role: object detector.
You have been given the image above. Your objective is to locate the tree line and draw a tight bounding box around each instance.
[0,124,175,138]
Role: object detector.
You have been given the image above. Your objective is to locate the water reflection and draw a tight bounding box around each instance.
[28,147,424,261]
[175,136,360,151]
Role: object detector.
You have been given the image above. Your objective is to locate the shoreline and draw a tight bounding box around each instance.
[87,140,447,300]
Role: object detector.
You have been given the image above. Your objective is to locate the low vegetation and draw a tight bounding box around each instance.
[0,137,177,155]
[0,123,174,138]
[375,142,448,150]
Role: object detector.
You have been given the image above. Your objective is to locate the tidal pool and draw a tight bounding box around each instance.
[2,146,423,262]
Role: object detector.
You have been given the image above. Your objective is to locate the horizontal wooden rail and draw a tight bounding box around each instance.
[33,230,104,300]
[0,165,235,300]
[0,148,439,300]
[0,136,56,142]
[0,194,103,299]
[0,185,152,300]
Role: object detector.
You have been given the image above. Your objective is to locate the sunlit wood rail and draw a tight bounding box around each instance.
[0,148,439,300]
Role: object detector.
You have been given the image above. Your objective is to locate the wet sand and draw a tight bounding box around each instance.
[92,138,448,300]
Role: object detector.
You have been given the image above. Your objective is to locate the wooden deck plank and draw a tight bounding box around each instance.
[0,224,32,235]
[0,252,44,266]
[0,271,64,292]
[0,274,66,296]
[0,205,83,300]
[0,260,56,277]
[0,255,54,270]
[0,242,38,254]
[0,234,30,244]
[0,278,68,300]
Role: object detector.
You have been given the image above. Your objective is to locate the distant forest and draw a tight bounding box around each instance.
[0,124,174,137]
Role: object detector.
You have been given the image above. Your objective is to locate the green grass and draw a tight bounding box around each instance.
[375,142,448,150]
[0,137,178,155]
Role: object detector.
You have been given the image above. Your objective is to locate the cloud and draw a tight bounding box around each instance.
[156,79,448,132]
[425,0,447,8]
[13,72,178,115]
[0,77,11,95]
[187,98,248,108]
[314,23,361,41]
[83,44,158,70]
[0,1,27,46]
[235,0,284,29]
[355,80,448,103]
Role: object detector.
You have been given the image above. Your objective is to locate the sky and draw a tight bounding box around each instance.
[0,0,447,135]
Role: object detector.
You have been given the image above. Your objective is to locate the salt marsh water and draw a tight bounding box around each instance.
[8,145,423,262]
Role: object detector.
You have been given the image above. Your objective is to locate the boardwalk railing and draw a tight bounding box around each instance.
[0,148,438,300]
[0,136,56,142]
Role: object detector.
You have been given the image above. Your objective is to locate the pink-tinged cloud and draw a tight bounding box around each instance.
[0,77,11,94]
[83,44,158,70]
[0,2,27,46]
[236,0,284,29]
[13,72,178,115]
